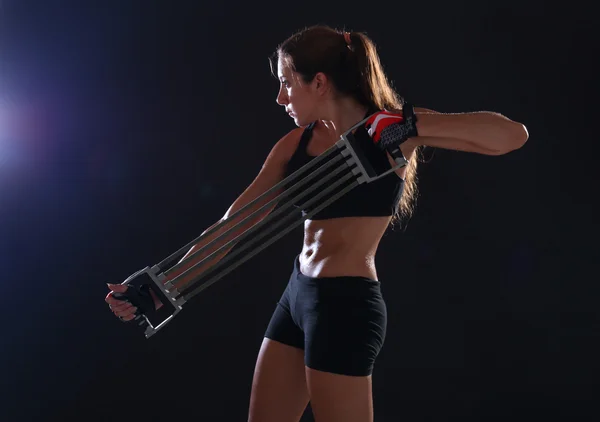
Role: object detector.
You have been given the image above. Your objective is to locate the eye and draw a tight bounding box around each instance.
[281,80,290,87]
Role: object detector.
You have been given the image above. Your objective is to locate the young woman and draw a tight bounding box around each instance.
[106,25,528,422]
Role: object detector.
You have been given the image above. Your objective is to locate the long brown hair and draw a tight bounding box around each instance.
[270,25,421,229]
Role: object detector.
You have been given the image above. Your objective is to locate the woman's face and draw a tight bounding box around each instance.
[276,57,318,127]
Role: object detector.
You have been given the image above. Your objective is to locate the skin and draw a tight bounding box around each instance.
[105,59,406,422]
[106,54,528,422]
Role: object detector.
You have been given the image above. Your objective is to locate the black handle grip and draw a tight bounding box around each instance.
[112,267,182,338]
[112,284,156,316]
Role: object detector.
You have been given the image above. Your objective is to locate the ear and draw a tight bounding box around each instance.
[312,72,330,95]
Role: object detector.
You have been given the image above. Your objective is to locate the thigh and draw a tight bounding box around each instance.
[301,285,386,421]
[248,338,310,422]
[306,367,374,422]
[304,291,387,377]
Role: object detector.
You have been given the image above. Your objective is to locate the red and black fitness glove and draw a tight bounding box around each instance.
[365,103,419,164]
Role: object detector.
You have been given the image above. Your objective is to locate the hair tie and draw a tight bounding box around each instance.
[343,32,352,46]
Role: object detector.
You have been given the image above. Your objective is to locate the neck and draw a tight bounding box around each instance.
[319,97,369,138]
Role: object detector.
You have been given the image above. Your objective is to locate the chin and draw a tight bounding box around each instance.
[292,115,310,127]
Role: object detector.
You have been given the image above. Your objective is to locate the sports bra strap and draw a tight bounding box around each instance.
[298,121,316,150]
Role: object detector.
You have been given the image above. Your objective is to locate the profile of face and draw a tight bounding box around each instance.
[276,57,321,127]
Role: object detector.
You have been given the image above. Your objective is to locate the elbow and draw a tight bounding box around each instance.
[513,122,529,149]
[494,122,529,155]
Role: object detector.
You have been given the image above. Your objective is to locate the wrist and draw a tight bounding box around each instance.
[406,136,420,149]
[399,136,420,159]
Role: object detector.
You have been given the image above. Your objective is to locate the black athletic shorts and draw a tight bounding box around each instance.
[264,254,387,376]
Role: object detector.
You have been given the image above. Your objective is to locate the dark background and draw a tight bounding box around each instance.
[0,0,596,421]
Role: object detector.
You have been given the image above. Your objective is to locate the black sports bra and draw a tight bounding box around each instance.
[283,118,404,220]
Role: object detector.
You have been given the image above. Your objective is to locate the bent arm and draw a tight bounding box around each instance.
[410,107,529,155]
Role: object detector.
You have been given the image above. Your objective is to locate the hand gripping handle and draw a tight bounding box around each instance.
[112,267,183,338]
[363,104,419,167]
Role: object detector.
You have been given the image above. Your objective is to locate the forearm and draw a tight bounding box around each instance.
[413,110,529,155]
[168,221,230,287]
[167,210,268,290]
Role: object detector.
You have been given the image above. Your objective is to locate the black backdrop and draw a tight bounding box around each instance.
[0,1,596,421]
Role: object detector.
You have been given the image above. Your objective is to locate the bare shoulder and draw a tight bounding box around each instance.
[268,127,304,164]
[221,127,305,220]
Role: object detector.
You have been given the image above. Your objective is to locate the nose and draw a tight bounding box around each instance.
[276,86,288,106]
